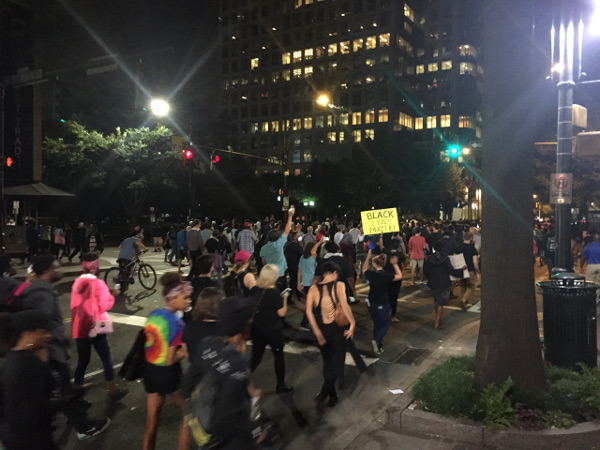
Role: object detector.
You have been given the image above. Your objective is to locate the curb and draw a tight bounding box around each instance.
[384,322,600,449]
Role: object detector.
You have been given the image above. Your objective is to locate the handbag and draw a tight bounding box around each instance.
[331,282,350,328]
[88,296,114,337]
[119,329,146,381]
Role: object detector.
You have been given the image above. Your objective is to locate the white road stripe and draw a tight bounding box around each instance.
[108,312,147,327]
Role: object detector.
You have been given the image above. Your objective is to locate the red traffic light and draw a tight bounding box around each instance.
[5,157,13,167]
[183,149,193,160]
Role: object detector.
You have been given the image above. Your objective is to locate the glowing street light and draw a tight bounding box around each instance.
[150,98,170,117]
[316,94,331,108]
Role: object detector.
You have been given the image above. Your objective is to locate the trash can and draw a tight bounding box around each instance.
[537,273,598,369]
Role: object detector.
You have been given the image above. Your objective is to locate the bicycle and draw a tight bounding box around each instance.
[104,250,157,293]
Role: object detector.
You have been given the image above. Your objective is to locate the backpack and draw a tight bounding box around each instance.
[546,236,556,253]
[222,271,245,297]
[0,282,34,313]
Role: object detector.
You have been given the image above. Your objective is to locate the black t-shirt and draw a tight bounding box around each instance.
[426,231,442,251]
[183,321,224,362]
[205,237,221,254]
[365,269,393,304]
[284,241,303,270]
[187,277,218,321]
[251,287,283,333]
[455,243,479,272]
[0,350,56,448]
[315,254,354,280]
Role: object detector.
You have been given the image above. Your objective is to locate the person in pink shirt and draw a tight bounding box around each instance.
[408,228,427,285]
[70,252,126,403]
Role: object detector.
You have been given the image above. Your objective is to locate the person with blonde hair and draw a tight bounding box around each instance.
[249,264,292,393]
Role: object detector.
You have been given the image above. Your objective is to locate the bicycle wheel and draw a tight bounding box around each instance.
[104,267,121,287]
[138,263,157,290]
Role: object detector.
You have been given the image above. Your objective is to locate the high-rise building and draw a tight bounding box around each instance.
[218,0,482,174]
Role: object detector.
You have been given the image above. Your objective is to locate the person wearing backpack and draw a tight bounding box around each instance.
[181,296,258,449]
[223,250,256,297]
[542,225,557,277]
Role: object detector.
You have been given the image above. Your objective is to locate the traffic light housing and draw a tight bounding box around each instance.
[448,144,460,158]
[183,148,193,165]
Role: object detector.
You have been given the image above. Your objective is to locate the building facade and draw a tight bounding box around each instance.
[218,0,482,173]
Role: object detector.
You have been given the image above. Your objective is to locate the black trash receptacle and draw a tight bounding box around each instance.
[537,274,598,370]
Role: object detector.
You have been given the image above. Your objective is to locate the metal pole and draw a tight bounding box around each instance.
[555,18,575,270]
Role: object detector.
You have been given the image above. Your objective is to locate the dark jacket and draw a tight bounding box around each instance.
[424,253,464,290]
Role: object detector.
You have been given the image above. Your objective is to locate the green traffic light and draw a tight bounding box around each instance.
[449,145,460,157]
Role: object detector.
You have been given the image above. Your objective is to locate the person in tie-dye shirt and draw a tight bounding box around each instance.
[142,272,192,450]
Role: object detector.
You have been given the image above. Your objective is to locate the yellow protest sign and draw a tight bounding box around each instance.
[360,208,400,235]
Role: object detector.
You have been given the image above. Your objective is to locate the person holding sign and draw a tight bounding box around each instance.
[424,240,467,330]
[362,249,402,355]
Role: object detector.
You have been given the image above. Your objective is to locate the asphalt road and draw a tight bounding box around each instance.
[32,248,550,449]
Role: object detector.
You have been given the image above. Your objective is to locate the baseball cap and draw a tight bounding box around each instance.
[234,250,251,264]
[218,296,255,336]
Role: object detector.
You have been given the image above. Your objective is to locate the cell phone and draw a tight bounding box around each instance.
[324,237,330,241]
[281,288,292,296]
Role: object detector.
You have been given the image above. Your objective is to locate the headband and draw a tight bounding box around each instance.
[165,281,193,300]
[82,260,99,273]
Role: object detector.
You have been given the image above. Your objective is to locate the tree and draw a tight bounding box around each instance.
[474,0,546,391]
[43,121,191,222]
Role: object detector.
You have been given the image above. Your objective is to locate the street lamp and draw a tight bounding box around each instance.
[316,94,331,108]
[150,98,170,117]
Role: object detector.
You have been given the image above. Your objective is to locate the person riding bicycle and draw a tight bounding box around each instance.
[117,233,147,284]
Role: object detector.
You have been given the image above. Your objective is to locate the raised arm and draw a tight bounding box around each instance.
[282,206,296,238]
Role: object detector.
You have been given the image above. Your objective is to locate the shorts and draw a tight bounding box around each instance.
[432,289,450,306]
[410,259,424,270]
[143,362,182,395]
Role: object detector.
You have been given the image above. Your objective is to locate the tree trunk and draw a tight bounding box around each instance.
[475,0,546,390]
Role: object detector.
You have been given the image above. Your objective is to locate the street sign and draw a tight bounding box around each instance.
[282,196,290,211]
[171,136,183,153]
[360,207,400,235]
[549,173,573,204]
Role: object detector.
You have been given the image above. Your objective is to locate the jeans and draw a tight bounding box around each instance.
[48,360,92,433]
[367,303,391,346]
[74,334,115,385]
[250,329,286,386]
[388,281,402,316]
[300,286,311,328]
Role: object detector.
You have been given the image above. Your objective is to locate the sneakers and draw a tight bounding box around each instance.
[299,326,311,331]
[348,296,358,304]
[371,340,379,355]
[391,317,400,323]
[77,417,111,441]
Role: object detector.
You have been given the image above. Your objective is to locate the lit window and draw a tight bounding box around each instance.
[340,112,349,125]
[328,43,337,55]
[460,62,475,75]
[304,48,314,60]
[352,112,362,125]
[261,122,269,132]
[397,37,413,56]
[416,65,425,74]
[316,46,326,58]
[441,60,452,70]
[251,58,259,69]
[305,66,313,77]
[379,33,390,47]
[304,117,313,129]
[339,132,345,143]
[293,67,302,78]
[271,121,280,132]
[282,53,291,64]
[433,48,439,58]
[365,76,374,84]
[292,118,302,130]
[440,114,451,128]
[404,22,412,34]
[379,109,388,122]
[303,150,312,162]
[315,116,325,128]
[294,169,302,176]
[251,123,259,133]
[476,127,482,138]
[404,4,415,22]
[427,116,436,128]
[417,48,425,57]
[340,41,350,54]
[293,50,302,62]
[283,69,291,81]
[415,117,424,130]
[294,0,302,8]
[459,116,475,128]
[305,0,313,4]
[365,109,375,124]
[399,112,413,129]
[459,44,478,58]
[366,58,376,67]
[353,38,363,52]
[365,129,374,140]
[353,130,362,142]
[428,62,438,72]
[272,71,280,82]
[327,132,336,144]
[329,61,338,72]
[366,36,376,49]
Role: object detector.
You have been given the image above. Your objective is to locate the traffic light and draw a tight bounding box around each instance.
[183,148,193,165]
[212,155,220,164]
[5,157,13,167]
[278,188,285,196]
[448,144,460,158]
